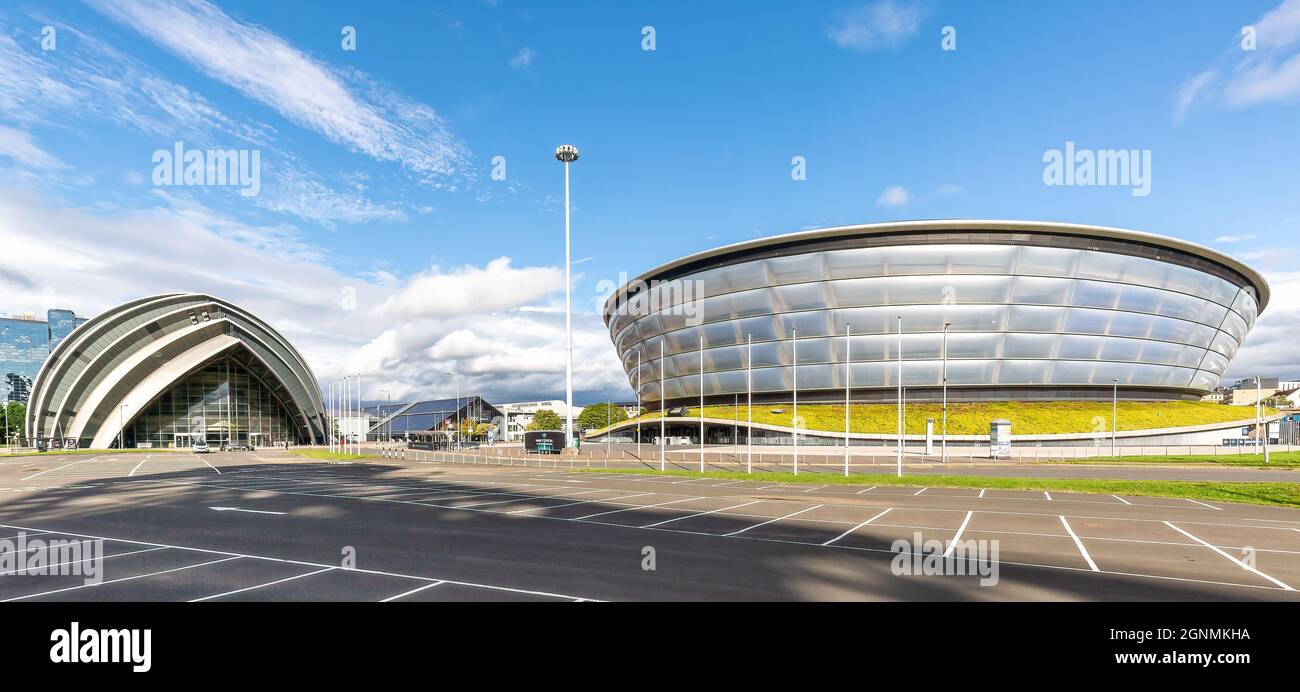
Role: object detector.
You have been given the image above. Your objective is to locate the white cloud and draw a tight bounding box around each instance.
[377,257,564,318]
[934,183,964,196]
[827,1,927,52]
[1226,270,1300,380]
[1214,233,1257,243]
[87,0,470,181]
[509,47,535,70]
[1176,0,1300,118]
[0,186,629,404]
[875,185,910,207]
[0,126,65,169]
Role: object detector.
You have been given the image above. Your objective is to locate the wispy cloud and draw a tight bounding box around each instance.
[876,185,910,207]
[1214,233,1257,243]
[1176,0,1300,120]
[87,0,470,182]
[0,125,65,169]
[509,47,535,70]
[827,0,927,52]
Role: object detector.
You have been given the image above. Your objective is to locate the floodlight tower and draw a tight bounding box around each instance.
[555,144,580,448]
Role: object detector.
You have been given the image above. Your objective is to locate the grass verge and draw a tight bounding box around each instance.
[292,450,368,462]
[1056,452,1300,468]
[572,467,1300,508]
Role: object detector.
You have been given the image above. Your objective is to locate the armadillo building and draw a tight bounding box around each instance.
[603,220,1268,408]
[26,294,327,449]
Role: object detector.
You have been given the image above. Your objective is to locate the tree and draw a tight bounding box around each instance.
[578,402,628,431]
[2,401,25,445]
[526,409,563,431]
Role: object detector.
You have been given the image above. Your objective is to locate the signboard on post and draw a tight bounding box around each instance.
[989,418,1011,459]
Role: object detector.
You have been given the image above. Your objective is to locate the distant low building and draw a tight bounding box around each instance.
[367,396,502,442]
[498,400,583,441]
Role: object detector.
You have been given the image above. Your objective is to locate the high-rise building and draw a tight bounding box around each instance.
[0,308,88,403]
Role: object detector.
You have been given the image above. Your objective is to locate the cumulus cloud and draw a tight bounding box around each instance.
[875,185,910,207]
[827,0,927,52]
[0,186,630,405]
[1175,0,1300,119]
[1225,270,1300,380]
[377,257,565,318]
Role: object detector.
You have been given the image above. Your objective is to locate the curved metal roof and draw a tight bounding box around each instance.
[601,220,1271,321]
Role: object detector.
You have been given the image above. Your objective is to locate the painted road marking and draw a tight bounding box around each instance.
[641,500,761,528]
[855,485,877,495]
[1059,515,1099,571]
[3,556,243,602]
[913,487,927,496]
[724,504,823,537]
[209,506,287,515]
[1185,498,1222,511]
[943,511,974,558]
[190,567,335,602]
[1163,521,1293,591]
[822,507,894,546]
[380,581,446,602]
[573,496,703,520]
[1112,495,1132,505]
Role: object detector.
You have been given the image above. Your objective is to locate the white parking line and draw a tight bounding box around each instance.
[573,496,703,520]
[190,567,335,602]
[978,488,986,498]
[1184,498,1222,511]
[507,492,653,515]
[1163,522,1293,590]
[913,487,927,496]
[380,581,446,602]
[724,505,823,537]
[822,507,893,546]
[1059,515,1099,571]
[642,500,761,528]
[128,458,147,477]
[855,485,877,495]
[942,511,974,558]
[1043,491,1052,501]
[3,556,242,602]
[1112,495,1132,505]
[195,454,222,474]
[802,485,827,493]
[21,456,101,481]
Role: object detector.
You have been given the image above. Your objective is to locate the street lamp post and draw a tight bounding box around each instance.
[635,349,642,460]
[444,371,460,451]
[555,144,580,450]
[380,389,391,443]
[896,315,903,478]
[942,322,950,464]
[844,323,851,477]
[1112,379,1118,458]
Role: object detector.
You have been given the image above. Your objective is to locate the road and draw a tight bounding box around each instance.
[0,450,1297,601]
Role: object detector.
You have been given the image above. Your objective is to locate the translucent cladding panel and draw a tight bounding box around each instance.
[775,310,834,339]
[1077,251,1177,286]
[832,305,1008,336]
[771,282,832,312]
[1008,305,1066,333]
[1207,330,1239,358]
[700,287,774,323]
[1161,264,1239,307]
[1014,246,1082,278]
[1010,276,1073,305]
[1219,310,1249,343]
[1199,350,1230,375]
[1002,333,1058,359]
[699,319,747,349]
[881,244,1018,275]
[1231,289,1258,329]
[887,275,1013,306]
[693,260,771,299]
[1176,345,1208,368]
[702,345,746,372]
[1189,370,1220,392]
[901,360,942,386]
[998,359,1053,384]
[1063,307,1215,345]
[824,248,888,280]
[750,366,792,393]
[748,341,790,368]
[793,337,832,365]
[678,369,749,397]
[791,363,837,390]
[765,253,826,284]
[945,360,1000,385]
[1073,280,1215,323]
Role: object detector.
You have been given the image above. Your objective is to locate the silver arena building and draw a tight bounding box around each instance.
[27,293,327,449]
[603,221,1268,407]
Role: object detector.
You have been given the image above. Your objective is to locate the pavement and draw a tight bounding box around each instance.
[1,449,1298,601]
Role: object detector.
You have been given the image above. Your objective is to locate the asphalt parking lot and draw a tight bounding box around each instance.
[1,449,1298,601]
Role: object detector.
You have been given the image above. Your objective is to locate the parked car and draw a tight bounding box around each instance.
[192,441,210,454]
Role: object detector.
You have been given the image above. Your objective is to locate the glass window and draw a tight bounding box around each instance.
[1015,246,1081,278]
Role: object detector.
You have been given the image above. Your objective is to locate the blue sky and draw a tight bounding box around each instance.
[2,0,1299,404]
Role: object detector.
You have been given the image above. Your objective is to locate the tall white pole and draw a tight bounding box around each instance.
[844,323,851,477]
[636,349,642,460]
[1112,379,1118,458]
[563,159,574,450]
[792,328,798,476]
[746,333,752,474]
[659,340,666,472]
[327,381,332,452]
[942,322,949,464]
[699,333,704,472]
[1256,377,1262,456]
[896,315,903,478]
[355,374,361,455]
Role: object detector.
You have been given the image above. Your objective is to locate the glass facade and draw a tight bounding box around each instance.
[0,309,84,403]
[127,358,301,448]
[606,237,1263,404]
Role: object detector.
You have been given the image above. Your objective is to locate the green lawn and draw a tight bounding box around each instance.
[1062,451,1300,468]
[625,400,1274,435]
[575,467,1300,508]
[292,450,368,462]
